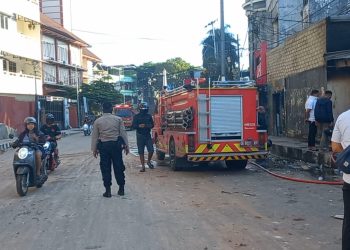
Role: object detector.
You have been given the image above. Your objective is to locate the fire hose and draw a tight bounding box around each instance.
[165,107,194,129]
[250,161,344,185]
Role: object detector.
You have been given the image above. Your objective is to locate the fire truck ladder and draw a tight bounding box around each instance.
[197,78,211,143]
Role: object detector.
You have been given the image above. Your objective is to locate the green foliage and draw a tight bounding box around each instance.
[136,58,199,91]
[202,27,240,81]
[80,80,123,113]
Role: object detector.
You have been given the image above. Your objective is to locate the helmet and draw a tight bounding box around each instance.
[139,102,149,110]
[46,113,55,124]
[24,117,37,124]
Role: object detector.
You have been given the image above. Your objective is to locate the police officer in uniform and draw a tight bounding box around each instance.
[91,102,129,197]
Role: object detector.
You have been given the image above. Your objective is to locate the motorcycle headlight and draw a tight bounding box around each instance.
[18,148,29,159]
[43,141,50,150]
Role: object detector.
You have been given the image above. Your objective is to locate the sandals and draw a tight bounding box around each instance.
[147,162,154,169]
[140,162,154,172]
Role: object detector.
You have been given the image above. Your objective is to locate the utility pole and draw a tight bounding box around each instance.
[33,62,39,127]
[220,0,226,81]
[237,34,241,80]
[75,66,80,127]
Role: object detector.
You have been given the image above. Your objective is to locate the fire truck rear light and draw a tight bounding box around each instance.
[188,135,195,152]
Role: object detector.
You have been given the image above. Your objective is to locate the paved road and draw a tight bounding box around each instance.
[0,131,343,250]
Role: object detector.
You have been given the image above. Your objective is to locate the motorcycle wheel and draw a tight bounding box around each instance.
[16,174,29,196]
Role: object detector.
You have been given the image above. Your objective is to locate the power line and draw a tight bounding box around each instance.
[283,0,339,35]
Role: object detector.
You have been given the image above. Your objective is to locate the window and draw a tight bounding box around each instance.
[42,41,55,60]
[2,60,6,70]
[0,15,8,30]
[44,64,56,83]
[58,67,69,85]
[116,109,133,118]
[9,61,16,73]
[57,41,68,64]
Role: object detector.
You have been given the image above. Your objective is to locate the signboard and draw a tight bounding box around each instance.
[254,42,267,85]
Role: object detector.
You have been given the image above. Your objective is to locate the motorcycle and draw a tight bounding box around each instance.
[83,123,91,136]
[45,136,61,171]
[10,135,49,196]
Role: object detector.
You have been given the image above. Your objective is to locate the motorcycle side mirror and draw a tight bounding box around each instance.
[9,134,14,139]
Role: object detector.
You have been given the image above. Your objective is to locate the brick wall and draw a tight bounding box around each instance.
[267,20,327,84]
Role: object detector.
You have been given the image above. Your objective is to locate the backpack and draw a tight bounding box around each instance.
[335,146,350,174]
[314,98,331,123]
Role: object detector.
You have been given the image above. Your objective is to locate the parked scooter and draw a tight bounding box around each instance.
[10,135,49,196]
[83,123,91,136]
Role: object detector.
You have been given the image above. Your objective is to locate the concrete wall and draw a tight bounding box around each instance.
[278,0,303,42]
[327,72,350,120]
[267,20,328,138]
[285,67,326,138]
[310,0,350,22]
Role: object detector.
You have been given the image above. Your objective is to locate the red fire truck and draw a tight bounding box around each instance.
[114,104,135,130]
[152,80,269,170]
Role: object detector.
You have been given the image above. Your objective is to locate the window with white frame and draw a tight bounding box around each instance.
[44,64,57,83]
[57,41,68,64]
[70,46,81,66]
[58,67,69,85]
[0,14,8,30]
[42,36,55,60]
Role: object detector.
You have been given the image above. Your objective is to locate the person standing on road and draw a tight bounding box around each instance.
[331,109,350,250]
[257,106,267,131]
[315,90,334,150]
[91,102,129,197]
[132,102,155,172]
[305,89,320,151]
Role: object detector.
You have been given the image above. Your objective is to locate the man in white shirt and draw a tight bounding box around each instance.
[331,109,350,250]
[305,89,320,151]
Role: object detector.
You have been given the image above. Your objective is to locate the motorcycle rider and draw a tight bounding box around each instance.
[83,115,92,134]
[12,117,45,182]
[40,113,62,167]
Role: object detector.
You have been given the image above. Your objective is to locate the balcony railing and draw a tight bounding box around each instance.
[1,71,42,95]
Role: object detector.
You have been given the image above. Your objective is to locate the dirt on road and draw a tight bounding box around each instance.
[0,132,343,250]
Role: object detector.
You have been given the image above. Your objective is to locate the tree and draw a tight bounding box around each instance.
[136,58,198,92]
[80,79,123,114]
[202,26,240,81]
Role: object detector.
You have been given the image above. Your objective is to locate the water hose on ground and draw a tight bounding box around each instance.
[250,161,344,185]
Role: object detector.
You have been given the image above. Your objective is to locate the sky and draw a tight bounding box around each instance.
[69,0,248,68]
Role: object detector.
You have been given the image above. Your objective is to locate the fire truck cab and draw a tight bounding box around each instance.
[114,104,135,130]
[152,80,269,171]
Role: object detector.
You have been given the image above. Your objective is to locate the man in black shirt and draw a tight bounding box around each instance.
[40,113,62,168]
[132,102,154,172]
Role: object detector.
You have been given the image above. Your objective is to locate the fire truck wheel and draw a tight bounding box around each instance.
[225,160,248,170]
[156,150,165,160]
